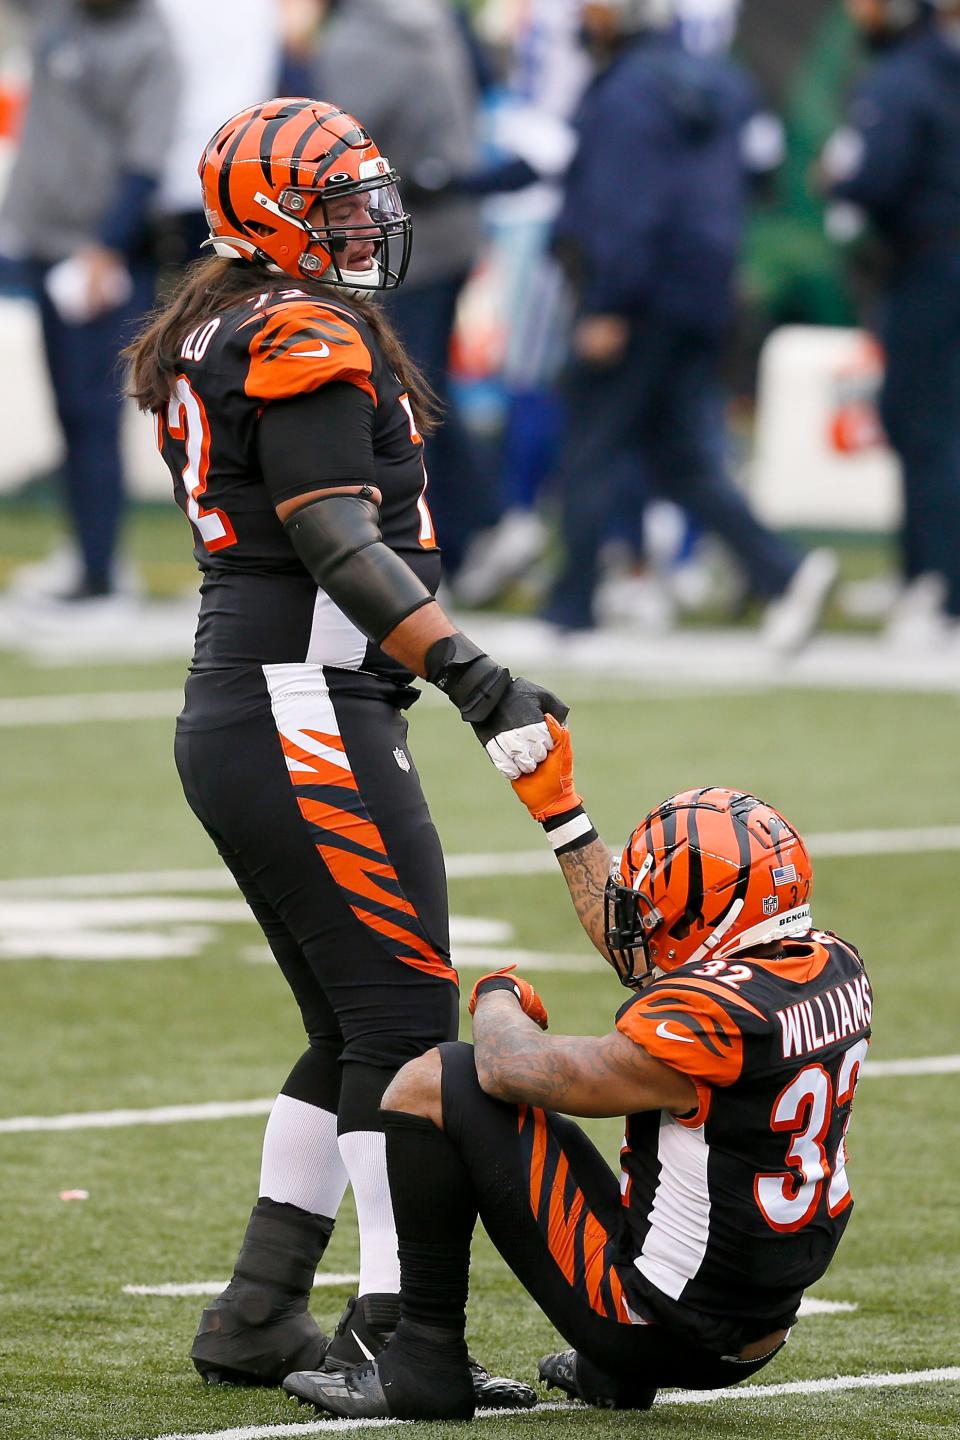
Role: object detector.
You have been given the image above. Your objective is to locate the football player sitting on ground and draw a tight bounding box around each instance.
[284,721,873,1419]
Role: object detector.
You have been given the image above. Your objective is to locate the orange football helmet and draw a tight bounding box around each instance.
[198,98,411,291]
[605,787,813,988]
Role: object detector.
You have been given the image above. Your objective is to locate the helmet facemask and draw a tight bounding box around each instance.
[281,166,412,292]
[604,853,661,990]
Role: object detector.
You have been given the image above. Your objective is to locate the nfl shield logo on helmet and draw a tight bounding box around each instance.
[762,895,779,916]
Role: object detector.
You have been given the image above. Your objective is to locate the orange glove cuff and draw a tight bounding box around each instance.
[468,964,549,1030]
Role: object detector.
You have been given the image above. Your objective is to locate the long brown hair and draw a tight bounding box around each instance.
[123,257,440,433]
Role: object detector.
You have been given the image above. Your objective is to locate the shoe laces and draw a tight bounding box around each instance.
[347,1359,376,1392]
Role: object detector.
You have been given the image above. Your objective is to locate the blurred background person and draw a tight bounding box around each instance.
[0,0,178,610]
[822,0,960,650]
[150,0,281,275]
[453,0,761,621]
[675,0,741,55]
[450,0,589,609]
[312,0,495,583]
[541,0,837,649]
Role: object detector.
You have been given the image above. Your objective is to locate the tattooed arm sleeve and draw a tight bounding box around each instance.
[556,834,618,965]
[472,992,696,1118]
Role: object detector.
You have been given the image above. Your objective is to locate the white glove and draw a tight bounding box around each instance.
[484,720,554,780]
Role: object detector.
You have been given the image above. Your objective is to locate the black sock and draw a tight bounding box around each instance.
[382,1110,477,1341]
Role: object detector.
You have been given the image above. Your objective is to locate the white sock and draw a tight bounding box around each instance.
[258,1093,349,1218]
[337,1129,400,1294]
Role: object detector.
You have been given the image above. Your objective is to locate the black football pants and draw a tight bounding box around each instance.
[436,1042,786,1391]
[174,667,459,1099]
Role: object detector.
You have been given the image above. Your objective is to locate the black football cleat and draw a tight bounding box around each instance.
[539,1348,657,1410]
[285,1352,476,1421]
[321,1293,399,1371]
[469,1359,538,1410]
[191,1282,328,1387]
[320,1294,535,1409]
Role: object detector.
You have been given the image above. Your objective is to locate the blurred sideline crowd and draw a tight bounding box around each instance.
[1,0,959,654]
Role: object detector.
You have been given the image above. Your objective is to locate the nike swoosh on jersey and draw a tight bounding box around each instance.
[293,344,331,358]
[656,1021,696,1043]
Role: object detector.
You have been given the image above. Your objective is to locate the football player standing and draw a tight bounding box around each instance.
[284,722,872,1419]
[125,98,565,1406]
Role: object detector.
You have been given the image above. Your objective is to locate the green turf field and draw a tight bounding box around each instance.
[0,510,958,1440]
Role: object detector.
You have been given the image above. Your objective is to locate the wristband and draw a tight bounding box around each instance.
[541,804,598,856]
[474,975,522,1003]
[424,632,511,723]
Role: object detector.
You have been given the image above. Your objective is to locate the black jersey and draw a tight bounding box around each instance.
[156,284,440,692]
[614,931,872,1337]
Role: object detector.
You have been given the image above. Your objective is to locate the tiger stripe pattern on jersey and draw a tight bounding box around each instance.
[243,300,376,402]
[263,663,455,983]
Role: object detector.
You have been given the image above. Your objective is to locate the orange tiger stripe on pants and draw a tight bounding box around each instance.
[519,1105,630,1323]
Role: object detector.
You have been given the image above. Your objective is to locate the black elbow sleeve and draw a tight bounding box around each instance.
[284,493,433,644]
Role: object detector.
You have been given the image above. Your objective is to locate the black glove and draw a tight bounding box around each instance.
[425,634,568,778]
[471,675,569,746]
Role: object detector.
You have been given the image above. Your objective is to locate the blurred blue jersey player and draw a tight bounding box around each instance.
[542,0,837,649]
[824,0,960,644]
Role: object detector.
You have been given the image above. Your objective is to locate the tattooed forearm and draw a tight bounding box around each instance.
[473,995,574,1106]
[557,835,616,961]
[472,996,697,1116]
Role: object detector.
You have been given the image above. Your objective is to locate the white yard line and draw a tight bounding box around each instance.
[1,1055,955,1135]
[4,824,960,902]
[0,1099,273,1134]
[138,1368,960,1440]
[807,825,960,857]
[122,1285,854,1312]
[124,1275,360,1298]
[0,690,183,726]
[865,1054,960,1076]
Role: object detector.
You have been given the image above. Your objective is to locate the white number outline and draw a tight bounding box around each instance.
[690,957,755,989]
[827,1037,869,1216]
[398,391,435,548]
[164,374,237,552]
[754,1040,867,1233]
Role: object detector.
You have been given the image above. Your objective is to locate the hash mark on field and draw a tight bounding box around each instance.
[139,1368,960,1439]
[796,1297,857,1315]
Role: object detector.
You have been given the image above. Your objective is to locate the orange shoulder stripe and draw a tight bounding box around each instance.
[244,300,376,403]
